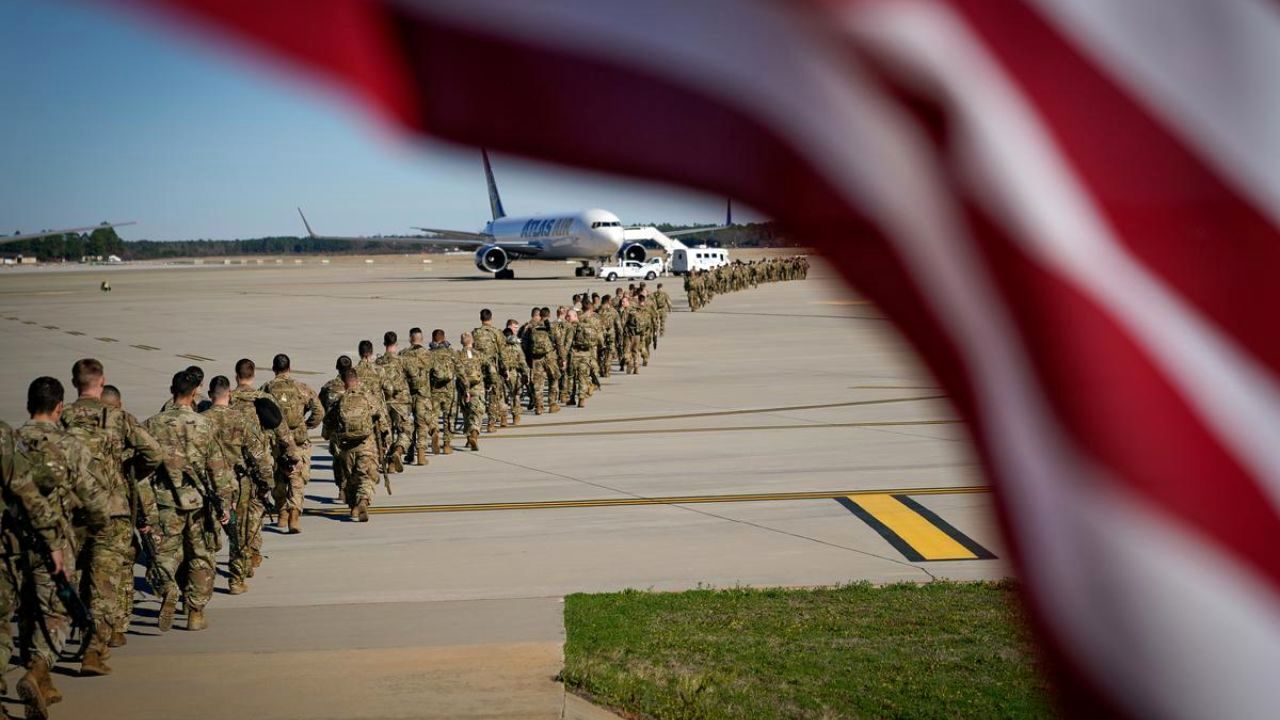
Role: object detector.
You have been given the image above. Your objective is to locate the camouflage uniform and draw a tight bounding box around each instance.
[260,374,323,522]
[229,386,282,561]
[0,422,67,681]
[455,346,486,441]
[319,374,348,497]
[597,303,620,377]
[144,406,234,621]
[653,289,671,336]
[375,350,414,462]
[427,342,459,451]
[200,403,259,590]
[623,304,649,373]
[569,315,601,406]
[498,335,528,425]
[355,357,392,439]
[61,396,163,656]
[523,321,559,414]
[400,342,436,461]
[14,421,110,669]
[322,390,379,513]
[551,318,571,405]
[471,324,506,431]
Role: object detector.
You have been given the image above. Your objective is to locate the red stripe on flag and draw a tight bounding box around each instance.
[952,0,1280,376]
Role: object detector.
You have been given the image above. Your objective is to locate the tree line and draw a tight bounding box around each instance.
[5,222,794,261]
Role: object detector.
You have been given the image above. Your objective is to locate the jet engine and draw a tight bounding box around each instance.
[475,244,509,273]
[620,242,647,263]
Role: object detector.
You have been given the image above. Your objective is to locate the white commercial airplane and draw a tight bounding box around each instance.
[298,151,727,279]
[1,221,136,244]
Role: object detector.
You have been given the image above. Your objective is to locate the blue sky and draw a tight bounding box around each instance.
[0,0,759,241]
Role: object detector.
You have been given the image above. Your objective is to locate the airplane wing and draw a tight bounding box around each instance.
[296,208,546,257]
[0,221,137,245]
[411,226,491,242]
[662,224,729,238]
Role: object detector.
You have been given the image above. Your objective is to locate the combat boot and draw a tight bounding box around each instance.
[79,649,112,676]
[187,608,207,631]
[276,509,289,531]
[38,667,61,705]
[18,657,50,720]
[288,508,302,534]
[512,412,521,426]
[549,402,561,413]
[228,579,248,595]
[466,431,479,451]
[415,446,426,466]
[577,396,586,408]
[158,588,179,632]
[442,442,453,455]
[431,433,440,455]
[356,500,369,523]
[109,631,127,648]
[252,552,263,568]
[389,450,404,474]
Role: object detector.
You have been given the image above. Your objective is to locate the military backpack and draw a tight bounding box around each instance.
[334,395,373,442]
[266,379,306,429]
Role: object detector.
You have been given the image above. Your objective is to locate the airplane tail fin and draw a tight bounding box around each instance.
[726,198,733,226]
[482,149,507,221]
[297,207,317,238]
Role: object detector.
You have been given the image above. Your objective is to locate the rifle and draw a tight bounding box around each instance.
[373,424,392,496]
[10,508,93,659]
[194,466,230,554]
[133,525,174,597]
[241,445,277,524]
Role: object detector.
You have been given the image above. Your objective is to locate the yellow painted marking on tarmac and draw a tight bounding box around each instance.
[303,485,990,517]
[292,370,324,376]
[848,494,976,560]
[176,353,216,362]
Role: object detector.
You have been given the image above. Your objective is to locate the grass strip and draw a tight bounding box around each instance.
[563,580,1053,719]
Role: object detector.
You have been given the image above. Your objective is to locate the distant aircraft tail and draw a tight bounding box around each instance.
[297,207,317,238]
[726,198,733,226]
[482,149,507,221]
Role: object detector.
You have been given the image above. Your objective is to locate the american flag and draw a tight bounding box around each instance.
[122,1,1280,716]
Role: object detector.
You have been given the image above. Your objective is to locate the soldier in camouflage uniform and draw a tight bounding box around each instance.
[472,309,507,432]
[260,354,323,534]
[354,340,393,467]
[522,310,559,414]
[231,359,286,570]
[0,419,66,707]
[597,295,620,377]
[158,364,205,413]
[319,355,353,500]
[427,330,459,454]
[499,321,528,425]
[399,328,435,465]
[551,307,572,407]
[145,370,235,634]
[376,331,414,470]
[61,358,163,675]
[15,377,111,716]
[653,284,671,338]
[622,295,648,374]
[567,308,601,408]
[321,368,379,522]
[200,376,262,596]
[455,332,486,451]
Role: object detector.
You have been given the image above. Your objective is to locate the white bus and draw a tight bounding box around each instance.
[670,247,729,275]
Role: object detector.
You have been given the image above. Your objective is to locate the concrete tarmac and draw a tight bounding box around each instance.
[0,253,1007,718]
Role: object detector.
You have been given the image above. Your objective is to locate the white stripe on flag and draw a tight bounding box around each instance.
[1029,0,1280,226]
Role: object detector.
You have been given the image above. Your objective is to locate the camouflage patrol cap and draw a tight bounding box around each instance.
[254,397,284,430]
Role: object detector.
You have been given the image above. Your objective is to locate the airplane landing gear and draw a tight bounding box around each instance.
[574,262,596,278]
[495,268,515,280]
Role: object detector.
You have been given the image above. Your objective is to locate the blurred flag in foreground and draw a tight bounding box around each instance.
[119,1,1280,716]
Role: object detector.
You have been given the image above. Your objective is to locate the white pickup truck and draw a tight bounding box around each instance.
[596,257,665,282]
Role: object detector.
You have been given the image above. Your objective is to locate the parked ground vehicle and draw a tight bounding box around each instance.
[670,246,730,274]
[596,257,665,281]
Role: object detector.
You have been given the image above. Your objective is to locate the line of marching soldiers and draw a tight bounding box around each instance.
[0,281,674,717]
[316,282,674,522]
[684,255,809,311]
